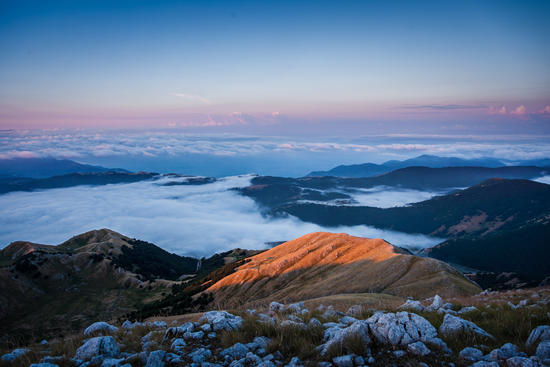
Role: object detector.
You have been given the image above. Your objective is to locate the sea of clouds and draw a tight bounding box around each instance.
[2,129,550,177]
[0,175,444,256]
[345,187,446,208]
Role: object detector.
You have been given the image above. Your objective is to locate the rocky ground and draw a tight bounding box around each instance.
[1,288,550,367]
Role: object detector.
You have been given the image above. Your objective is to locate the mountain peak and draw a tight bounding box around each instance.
[206,232,479,307]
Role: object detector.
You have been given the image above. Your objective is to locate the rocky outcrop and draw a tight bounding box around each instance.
[74,336,119,360]
[439,314,493,339]
[199,310,243,331]
[83,321,118,336]
[0,348,29,363]
[526,325,550,348]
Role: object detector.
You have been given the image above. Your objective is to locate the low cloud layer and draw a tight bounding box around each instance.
[0,176,444,257]
[347,187,446,208]
[2,130,550,172]
[535,176,550,185]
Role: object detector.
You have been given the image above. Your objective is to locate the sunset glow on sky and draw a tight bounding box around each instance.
[0,0,549,134]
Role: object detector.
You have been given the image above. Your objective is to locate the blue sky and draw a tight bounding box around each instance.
[1,0,549,132]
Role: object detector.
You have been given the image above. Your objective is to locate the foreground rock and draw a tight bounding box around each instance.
[83,321,119,336]
[74,336,119,360]
[9,294,550,367]
[199,310,243,331]
[526,325,550,348]
[439,314,493,339]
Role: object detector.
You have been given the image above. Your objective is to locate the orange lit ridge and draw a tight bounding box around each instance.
[207,232,400,290]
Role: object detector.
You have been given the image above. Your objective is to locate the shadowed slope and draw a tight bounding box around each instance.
[206,232,480,307]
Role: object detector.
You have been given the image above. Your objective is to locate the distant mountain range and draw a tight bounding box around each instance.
[0,157,128,178]
[0,171,159,194]
[307,154,550,177]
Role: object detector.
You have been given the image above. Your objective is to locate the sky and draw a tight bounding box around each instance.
[1,0,549,133]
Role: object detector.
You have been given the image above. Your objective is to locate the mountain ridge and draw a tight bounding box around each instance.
[307,154,549,177]
[0,157,128,178]
[206,232,480,308]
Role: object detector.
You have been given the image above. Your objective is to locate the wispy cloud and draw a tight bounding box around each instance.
[172,93,212,104]
[396,104,487,111]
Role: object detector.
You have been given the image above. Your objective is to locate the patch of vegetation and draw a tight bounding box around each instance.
[13,255,39,274]
[123,258,250,320]
[112,239,198,281]
[220,314,325,362]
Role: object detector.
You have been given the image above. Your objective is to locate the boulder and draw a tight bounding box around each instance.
[41,356,63,364]
[470,362,499,367]
[258,313,276,324]
[170,338,186,353]
[146,321,167,329]
[75,336,119,361]
[506,357,538,367]
[458,306,479,314]
[285,302,305,313]
[354,355,365,365]
[393,350,406,358]
[347,305,363,316]
[189,348,212,363]
[246,336,270,353]
[269,302,285,312]
[286,356,303,366]
[164,322,194,339]
[145,350,165,367]
[367,312,438,346]
[339,316,358,325]
[320,320,371,355]
[309,318,322,327]
[84,322,118,336]
[398,300,426,312]
[280,320,306,328]
[536,340,550,362]
[245,352,262,365]
[459,347,484,362]
[526,325,550,347]
[222,343,249,360]
[489,343,521,361]
[439,314,493,339]
[199,311,243,331]
[332,355,354,367]
[183,330,204,340]
[101,358,125,367]
[407,341,431,356]
[121,320,144,329]
[1,348,30,362]
[427,295,443,311]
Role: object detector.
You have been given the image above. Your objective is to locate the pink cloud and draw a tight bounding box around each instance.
[0,150,39,159]
[489,105,507,115]
[510,105,527,115]
[539,105,550,114]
